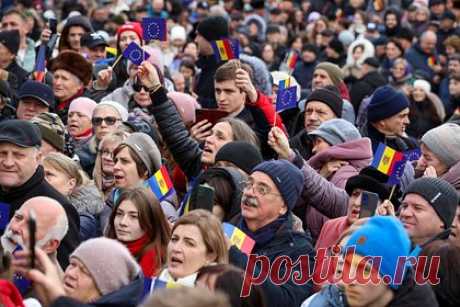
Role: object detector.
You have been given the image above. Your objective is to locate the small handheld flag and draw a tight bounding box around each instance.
[211,39,240,61]
[105,47,118,57]
[371,143,406,184]
[286,51,298,71]
[276,86,297,112]
[148,165,175,201]
[33,45,47,83]
[223,223,255,255]
[0,202,10,230]
[122,42,150,65]
[404,148,421,162]
[278,78,291,90]
[142,18,167,41]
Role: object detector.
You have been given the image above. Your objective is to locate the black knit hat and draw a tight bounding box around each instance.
[404,177,458,229]
[306,88,343,118]
[345,166,392,201]
[196,16,229,42]
[215,141,263,174]
[0,30,20,55]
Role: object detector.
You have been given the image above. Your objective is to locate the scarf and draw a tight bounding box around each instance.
[124,234,159,277]
[239,213,288,248]
[57,87,85,111]
[74,127,93,140]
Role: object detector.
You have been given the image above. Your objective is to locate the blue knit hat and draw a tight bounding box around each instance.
[252,160,304,210]
[344,216,414,289]
[367,86,409,123]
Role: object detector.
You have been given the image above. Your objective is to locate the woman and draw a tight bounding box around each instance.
[389,58,414,95]
[93,131,129,199]
[150,210,227,290]
[407,79,444,139]
[416,123,460,192]
[106,188,170,277]
[343,38,375,83]
[67,97,97,152]
[261,43,279,72]
[43,152,104,239]
[14,238,144,307]
[382,39,404,78]
[114,22,143,88]
[76,100,128,177]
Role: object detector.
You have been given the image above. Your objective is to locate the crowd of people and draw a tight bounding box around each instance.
[0,0,460,307]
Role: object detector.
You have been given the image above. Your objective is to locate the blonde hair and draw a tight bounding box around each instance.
[172,209,228,264]
[43,152,83,187]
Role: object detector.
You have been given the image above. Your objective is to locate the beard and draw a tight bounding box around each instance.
[1,229,24,254]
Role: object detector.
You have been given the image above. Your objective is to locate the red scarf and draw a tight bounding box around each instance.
[74,127,93,140]
[57,87,84,111]
[125,234,159,277]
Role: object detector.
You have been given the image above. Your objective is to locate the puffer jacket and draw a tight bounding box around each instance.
[229,214,316,307]
[50,273,144,307]
[69,184,104,216]
[308,138,373,189]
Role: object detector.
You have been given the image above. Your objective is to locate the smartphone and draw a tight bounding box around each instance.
[48,18,57,34]
[189,183,215,212]
[28,210,36,269]
[359,191,380,219]
[195,109,228,126]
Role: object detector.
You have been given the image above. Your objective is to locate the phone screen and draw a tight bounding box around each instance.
[195,109,228,126]
[189,184,215,212]
[48,18,57,34]
[359,191,380,219]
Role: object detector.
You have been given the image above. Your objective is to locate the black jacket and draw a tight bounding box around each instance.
[350,70,387,112]
[5,61,29,94]
[194,55,220,108]
[361,123,419,154]
[0,166,80,268]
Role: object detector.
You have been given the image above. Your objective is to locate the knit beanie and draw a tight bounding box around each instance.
[367,86,409,123]
[306,88,343,118]
[167,91,200,126]
[116,22,143,42]
[314,62,344,86]
[120,132,162,177]
[252,160,304,210]
[344,216,412,289]
[215,141,263,174]
[70,238,140,296]
[170,25,187,42]
[31,112,65,152]
[421,124,460,168]
[404,177,458,229]
[413,79,431,94]
[196,15,229,42]
[0,30,20,55]
[96,101,129,122]
[68,97,97,120]
[309,119,361,146]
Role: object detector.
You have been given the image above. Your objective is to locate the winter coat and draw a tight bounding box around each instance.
[17,38,36,73]
[50,273,144,307]
[75,136,98,178]
[229,214,316,307]
[350,70,387,112]
[407,95,444,140]
[293,60,318,90]
[360,123,419,154]
[0,166,80,269]
[194,55,221,108]
[69,184,104,216]
[5,61,29,94]
[101,79,134,110]
[308,138,373,189]
[441,160,460,193]
[405,43,439,80]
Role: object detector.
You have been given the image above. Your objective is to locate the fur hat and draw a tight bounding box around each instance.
[49,51,93,85]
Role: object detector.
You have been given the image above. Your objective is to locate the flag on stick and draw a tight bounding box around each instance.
[223,223,255,255]
[122,42,150,65]
[148,165,175,201]
[211,39,240,61]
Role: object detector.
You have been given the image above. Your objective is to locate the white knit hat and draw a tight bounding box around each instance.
[413,79,431,94]
[96,100,129,121]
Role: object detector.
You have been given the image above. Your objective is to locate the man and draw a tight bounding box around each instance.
[405,31,441,80]
[58,15,94,52]
[194,15,229,108]
[349,57,387,112]
[0,120,80,268]
[229,160,315,307]
[31,113,66,156]
[430,0,447,21]
[400,177,458,246]
[80,32,108,64]
[362,85,417,153]
[449,203,460,247]
[0,29,28,93]
[1,9,36,73]
[1,197,68,263]
[16,80,55,121]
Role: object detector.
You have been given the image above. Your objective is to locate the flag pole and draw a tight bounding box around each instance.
[111,54,123,69]
[388,185,397,201]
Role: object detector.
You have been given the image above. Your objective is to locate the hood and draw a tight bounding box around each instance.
[346,38,375,66]
[308,138,373,170]
[95,274,143,307]
[69,184,105,216]
[58,15,93,51]
[240,54,272,96]
[243,14,266,41]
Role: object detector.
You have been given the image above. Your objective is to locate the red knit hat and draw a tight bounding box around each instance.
[116,22,143,42]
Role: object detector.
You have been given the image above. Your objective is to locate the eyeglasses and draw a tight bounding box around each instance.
[99,148,113,158]
[92,116,121,126]
[132,77,149,92]
[240,180,281,197]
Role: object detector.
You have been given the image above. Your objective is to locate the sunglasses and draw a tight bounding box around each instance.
[133,77,149,92]
[92,116,121,126]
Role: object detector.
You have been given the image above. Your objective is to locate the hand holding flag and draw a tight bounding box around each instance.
[223,223,255,255]
[122,42,150,66]
[371,143,406,185]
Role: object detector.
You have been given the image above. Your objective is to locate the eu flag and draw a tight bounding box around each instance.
[276,86,297,112]
[142,18,167,41]
[122,42,150,65]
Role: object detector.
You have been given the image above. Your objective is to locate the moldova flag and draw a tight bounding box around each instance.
[371,143,406,185]
[211,39,240,62]
[142,17,167,41]
[286,51,298,71]
[33,45,47,83]
[122,42,150,65]
[223,223,255,255]
[148,165,174,201]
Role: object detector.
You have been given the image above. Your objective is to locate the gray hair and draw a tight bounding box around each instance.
[37,210,69,248]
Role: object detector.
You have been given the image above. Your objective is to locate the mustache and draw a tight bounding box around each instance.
[242,195,258,208]
[1,229,23,253]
